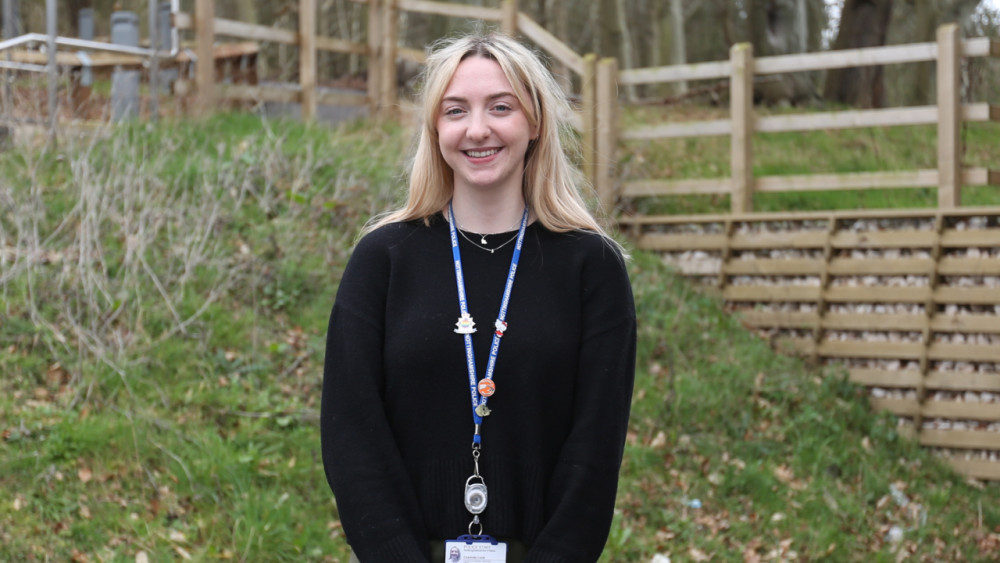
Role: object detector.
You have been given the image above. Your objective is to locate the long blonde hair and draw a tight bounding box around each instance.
[364,32,619,249]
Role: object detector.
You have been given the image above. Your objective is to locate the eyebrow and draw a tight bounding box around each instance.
[441,92,518,104]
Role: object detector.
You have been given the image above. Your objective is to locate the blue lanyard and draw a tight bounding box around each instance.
[448,201,529,445]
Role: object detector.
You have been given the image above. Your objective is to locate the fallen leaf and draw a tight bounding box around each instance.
[169,529,187,543]
[650,431,667,449]
[78,467,93,483]
[79,504,91,519]
[174,546,192,560]
[135,552,150,563]
[689,547,711,562]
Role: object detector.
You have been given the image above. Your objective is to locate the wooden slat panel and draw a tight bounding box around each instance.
[822,312,928,331]
[870,397,920,416]
[940,229,1000,247]
[736,310,818,328]
[830,230,938,248]
[724,259,824,275]
[618,61,730,84]
[824,286,931,303]
[398,0,501,20]
[928,343,1000,363]
[848,368,922,387]
[619,207,1000,227]
[827,257,935,275]
[729,231,828,249]
[756,107,993,134]
[755,170,939,192]
[636,233,727,251]
[724,285,821,302]
[920,430,1000,450]
[220,83,299,103]
[934,287,1000,304]
[925,371,1000,392]
[215,18,297,44]
[938,257,1000,276]
[517,16,584,76]
[923,401,1000,420]
[820,340,924,359]
[942,458,1000,481]
[932,314,1000,334]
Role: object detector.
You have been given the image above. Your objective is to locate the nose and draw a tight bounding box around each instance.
[467,111,491,141]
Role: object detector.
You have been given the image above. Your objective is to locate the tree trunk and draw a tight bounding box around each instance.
[823,0,894,108]
[749,0,816,105]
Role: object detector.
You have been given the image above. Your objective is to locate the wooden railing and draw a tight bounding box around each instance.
[616,25,1000,219]
[179,0,618,204]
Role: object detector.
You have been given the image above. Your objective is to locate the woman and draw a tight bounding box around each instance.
[321,31,636,562]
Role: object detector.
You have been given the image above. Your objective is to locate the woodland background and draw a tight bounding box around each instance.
[7,0,1000,111]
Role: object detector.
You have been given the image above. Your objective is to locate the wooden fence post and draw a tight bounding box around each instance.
[937,23,961,208]
[380,0,398,119]
[730,43,754,214]
[502,0,518,36]
[194,0,216,115]
[299,0,317,122]
[367,0,383,118]
[582,53,598,190]
[595,57,618,213]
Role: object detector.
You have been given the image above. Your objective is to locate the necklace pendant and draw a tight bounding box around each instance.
[480,234,488,245]
[455,313,477,334]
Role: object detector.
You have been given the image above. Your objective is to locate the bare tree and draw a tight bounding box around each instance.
[823,0,894,108]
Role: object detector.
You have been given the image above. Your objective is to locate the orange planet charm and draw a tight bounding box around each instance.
[477,379,496,397]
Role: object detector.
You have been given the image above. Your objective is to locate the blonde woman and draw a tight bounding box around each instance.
[321,32,636,562]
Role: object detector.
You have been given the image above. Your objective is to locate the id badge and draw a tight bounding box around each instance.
[444,535,507,563]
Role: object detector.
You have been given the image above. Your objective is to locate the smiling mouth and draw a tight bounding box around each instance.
[465,148,500,158]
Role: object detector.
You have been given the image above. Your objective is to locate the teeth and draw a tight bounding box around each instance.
[466,149,499,158]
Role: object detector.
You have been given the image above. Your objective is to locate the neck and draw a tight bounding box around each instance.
[449,190,526,234]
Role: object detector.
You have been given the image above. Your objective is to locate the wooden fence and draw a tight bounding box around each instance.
[177,0,619,203]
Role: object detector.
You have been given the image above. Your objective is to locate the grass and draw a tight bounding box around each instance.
[1,110,999,562]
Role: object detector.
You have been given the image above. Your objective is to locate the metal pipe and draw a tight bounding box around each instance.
[0,60,46,72]
[0,33,178,59]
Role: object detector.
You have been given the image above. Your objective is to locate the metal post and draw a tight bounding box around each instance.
[47,0,57,143]
[148,0,159,120]
[111,10,141,122]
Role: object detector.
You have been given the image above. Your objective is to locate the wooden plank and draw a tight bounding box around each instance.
[620,119,730,140]
[942,458,1000,481]
[819,340,924,359]
[194,0,216,115]
[757,107,936,133]
[824,285,931,303]
[173,11,192,30]
[755,170,939,193]
[928,343,1000,363]
[772,336,815,355]
[316,35,367,55]
[618,206,1000,227]
[939,24,962,209]
[317,89,367,106]
[636,233,727,251]
[729,230,827,249]
[923,400,1000,420]
[518,15,584,76]
[962,36,995,57]
[939,229,1000,247]
[754,42,937,75]
[938,257,1000,276]
[931,314,1000,334]
[924,370,1000,392]
[869,397,920,416]
[736,310,818,329]
[730,43,754,213]
[299,0,317,122]
[595,58,618,212]
[398,46,427,63]
[621,178,729,197]
[723,258,824,275]
[220,83,299,103]
[822,312,928,331]
[397,0,501,20]
[827,257,935,275]
[934,287,1000,305]
[830,230,938,249]
[723,285,821,302]
[618,61,730,85]
[920,430,1000,450]
[215,18,297,44]
[848,368,922,388]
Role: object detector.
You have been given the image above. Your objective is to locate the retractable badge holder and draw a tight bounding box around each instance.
[465,447,488,534]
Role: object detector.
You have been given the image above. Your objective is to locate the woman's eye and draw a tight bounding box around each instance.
[493,103,512,112]
[444,107,464,116]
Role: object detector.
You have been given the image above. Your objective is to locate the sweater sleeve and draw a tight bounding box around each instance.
[526,244,637,563]
[320,229,431,563]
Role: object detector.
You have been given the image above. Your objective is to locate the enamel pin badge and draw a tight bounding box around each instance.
[455,313,477,334]
[493,320,508,337]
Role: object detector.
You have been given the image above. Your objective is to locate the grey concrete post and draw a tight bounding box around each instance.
[111,10,140,121]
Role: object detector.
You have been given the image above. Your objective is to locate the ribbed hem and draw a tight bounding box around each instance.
[351,534,430,563]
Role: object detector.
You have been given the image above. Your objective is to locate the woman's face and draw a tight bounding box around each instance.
[436,56,537,198]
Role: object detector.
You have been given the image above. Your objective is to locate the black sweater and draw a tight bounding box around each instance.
[321,214,636,562]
